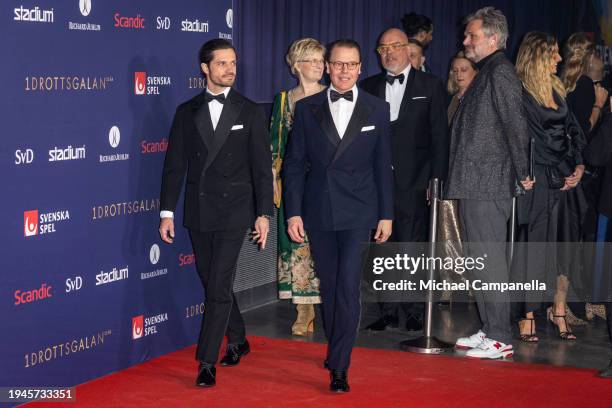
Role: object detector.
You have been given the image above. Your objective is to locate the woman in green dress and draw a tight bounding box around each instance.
[270,38,326,335]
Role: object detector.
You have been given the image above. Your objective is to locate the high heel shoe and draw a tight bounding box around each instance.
[518,318,539,342]
[292,304,315,336]
[586,303,607,321]
[547,307,576,340]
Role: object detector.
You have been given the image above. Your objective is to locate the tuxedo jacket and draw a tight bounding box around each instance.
[282,89,394,231]
[160,89,273,232]
[361,68,448,218]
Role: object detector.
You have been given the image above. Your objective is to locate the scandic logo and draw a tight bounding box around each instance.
[114,12,145,29]
[14,283,52,306]
[24,210,38,236]
[132,315,144,339]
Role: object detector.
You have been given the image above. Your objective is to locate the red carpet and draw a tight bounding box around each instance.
[27,336,612,408]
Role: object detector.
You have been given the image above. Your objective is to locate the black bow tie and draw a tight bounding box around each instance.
[205,92,226,104]
[330,89,353,103]
[386,73,405,85]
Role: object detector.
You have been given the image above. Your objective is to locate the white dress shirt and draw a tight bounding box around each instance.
[328,84,358,139]
[160,86,230,219]
[386,64,411,122]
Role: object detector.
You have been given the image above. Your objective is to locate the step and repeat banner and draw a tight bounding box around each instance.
[0,0,234,390]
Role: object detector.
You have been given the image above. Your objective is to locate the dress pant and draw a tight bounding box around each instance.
[380,212,428,318]
[190,229,247,364]
[308,228,371,371]
[459,198,513,344]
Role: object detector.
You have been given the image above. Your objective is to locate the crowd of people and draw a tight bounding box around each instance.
[158,6,611,393]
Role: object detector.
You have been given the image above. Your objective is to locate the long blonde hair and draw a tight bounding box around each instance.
[516,31,566,107]
[560,32,594,93]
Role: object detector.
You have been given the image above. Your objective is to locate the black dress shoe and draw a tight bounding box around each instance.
[600,359,612,378]
[196,363,216,387]
[365,315,399,331]
[220,339,250,366]
[405,314,423,331]
[329,369,350,393]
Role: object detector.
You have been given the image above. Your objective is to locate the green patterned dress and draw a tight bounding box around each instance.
[270,91,321,304]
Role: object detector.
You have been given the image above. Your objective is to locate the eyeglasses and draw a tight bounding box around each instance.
[328,61,360,71]
[376,42,409,55]
[298,58,324,67]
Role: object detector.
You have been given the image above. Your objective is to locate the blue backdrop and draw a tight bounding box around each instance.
[1,0,233,397]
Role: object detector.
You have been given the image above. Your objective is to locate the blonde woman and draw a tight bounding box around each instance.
[447,51,478,125]
[514,32,586,341]
[561,32,609,134]
[270,38,326,335]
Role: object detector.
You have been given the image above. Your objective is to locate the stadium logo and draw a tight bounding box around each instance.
[15,149,34,165]
[134,72,171,95]
[49,145,86,162]
[24,208,70,237]
[14,283,52,306]
[14,5,54,23]
[114,12,145,29]
[96,266,129,286]
[181,18,208,33]
[79,0,91,16]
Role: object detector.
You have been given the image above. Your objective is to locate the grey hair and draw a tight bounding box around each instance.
[465,7,508,50]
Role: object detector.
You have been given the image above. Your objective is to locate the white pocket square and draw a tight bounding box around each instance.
[412,96,427,100]
[231,124,244,130]
[361,125,375,132]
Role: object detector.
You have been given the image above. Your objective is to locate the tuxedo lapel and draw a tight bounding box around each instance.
[398,68,416,118]
[312,96,341,148]
[375,74,386,99]
[192,93,214,150]
[203,89,244,171]
[332,94,372,164]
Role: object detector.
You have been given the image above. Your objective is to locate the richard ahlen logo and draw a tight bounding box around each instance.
[69,0,101,31]
[24,208,70,236]
[100,125,129,162]
[132,312,169,339]
[79,0,91,16]
[219,8,232,39]
[14,5,54,23]
[142,244,168,280]
[134,72,171,95]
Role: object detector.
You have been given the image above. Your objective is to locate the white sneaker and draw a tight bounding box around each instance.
[466,337,513,359]
[455,330,486,349]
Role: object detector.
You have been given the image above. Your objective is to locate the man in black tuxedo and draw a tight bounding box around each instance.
[283,39,394,392]
[361,28,448,332]
[159,39,273,388]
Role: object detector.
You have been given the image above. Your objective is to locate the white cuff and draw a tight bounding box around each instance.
[160,211,174,219]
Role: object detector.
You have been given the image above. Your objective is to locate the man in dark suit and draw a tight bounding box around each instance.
[283,39,393,393]
[446,8,532,359]
[159,39,273,387]
[361,27,448,332]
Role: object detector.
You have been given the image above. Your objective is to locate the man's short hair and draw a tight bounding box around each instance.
[401,12,433,37]
[326,39,361,62]
[199,39,235,65]
[407,38,424,52]
[464,7,509,50]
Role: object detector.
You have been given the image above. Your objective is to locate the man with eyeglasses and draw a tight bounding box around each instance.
[361,27,448,333]
[159,39,273,387]
[283,39,393,393]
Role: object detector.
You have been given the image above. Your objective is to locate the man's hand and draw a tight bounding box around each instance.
[563,164,585,190]
[374,219,392,243]
[159,217,175,244]
[287,216,305,243]
[252,216,270,250]
[521,176,535,191]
